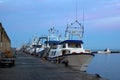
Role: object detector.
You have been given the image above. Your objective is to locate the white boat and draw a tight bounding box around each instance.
[23,35,43,55]
[60,40,94,71]
[97,48,111,53]
[40,27,62,59]
[47,20,94,71]
[35,36,49,57]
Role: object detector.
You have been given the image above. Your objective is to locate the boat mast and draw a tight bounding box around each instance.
[48,27,59,41]
[65,0,84,40]
[65,20,84,40]
[75,0,78,21]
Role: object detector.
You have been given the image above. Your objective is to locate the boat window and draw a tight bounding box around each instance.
[68,43,81,48]
[76,44,81,48]
[50,51,54,56]
[51,51,56,56]
[68,43,75,48]
[62,44,66,48]
[51,45,57,49]
[62,50,66,55]
[53,51,56,56]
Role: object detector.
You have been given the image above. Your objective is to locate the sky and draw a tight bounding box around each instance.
[0,0,120,50]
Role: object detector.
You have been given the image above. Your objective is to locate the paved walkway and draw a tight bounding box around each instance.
[0,52,105,80]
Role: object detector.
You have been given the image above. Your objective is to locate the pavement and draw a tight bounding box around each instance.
[0,51,106,80]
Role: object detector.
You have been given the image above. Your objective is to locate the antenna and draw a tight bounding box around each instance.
[75,0,78,20]
[83,8,84,27]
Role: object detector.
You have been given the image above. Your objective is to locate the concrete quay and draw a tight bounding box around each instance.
[0,51,106,80]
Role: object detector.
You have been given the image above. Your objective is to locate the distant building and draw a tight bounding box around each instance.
[0,22,11,52]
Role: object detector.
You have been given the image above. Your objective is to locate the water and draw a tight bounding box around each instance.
[87,53,120,80]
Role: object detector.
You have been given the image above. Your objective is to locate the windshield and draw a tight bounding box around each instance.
[68,43,81,48]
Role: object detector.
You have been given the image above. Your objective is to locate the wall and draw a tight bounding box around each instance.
[0,23,11,52]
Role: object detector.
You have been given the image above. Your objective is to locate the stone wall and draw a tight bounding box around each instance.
[0,23,11,52]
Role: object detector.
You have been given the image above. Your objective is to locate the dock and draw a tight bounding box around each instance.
[0,51,106,80]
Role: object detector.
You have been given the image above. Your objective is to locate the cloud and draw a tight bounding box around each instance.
[87,16,120,30]
[84,1,120,21]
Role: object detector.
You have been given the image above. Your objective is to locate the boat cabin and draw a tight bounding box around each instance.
[47,41,61,57]
[61,40,85,54]
[61,40,83,48]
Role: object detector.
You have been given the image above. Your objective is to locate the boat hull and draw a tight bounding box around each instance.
[47,55,64,63]
[62,53,94,71]
[48,53,94,71]
[97,51,111,53]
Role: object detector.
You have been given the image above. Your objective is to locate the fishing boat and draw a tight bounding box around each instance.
[47,20,94,71]
[97,48,111,53]
[23,35,42,55]
[41,27,62,59]
[35,36,49,57]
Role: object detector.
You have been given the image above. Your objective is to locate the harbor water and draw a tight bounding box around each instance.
[87,53,120,80]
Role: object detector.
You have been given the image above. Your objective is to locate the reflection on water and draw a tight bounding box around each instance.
[87,53,120,80]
